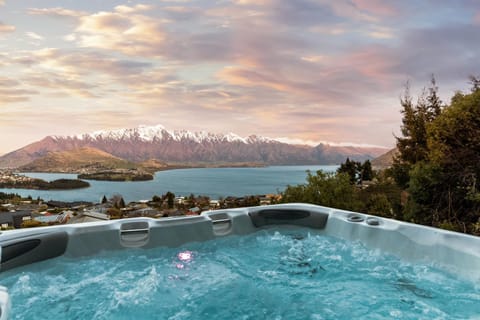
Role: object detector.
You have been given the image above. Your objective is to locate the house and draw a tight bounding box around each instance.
[0,210,32,229]
[67,210,110,224]
[175,197,185,205]
[209,200,220,208]
[187,207,201,215]
[34,214,60,224]
[128,207,160,217]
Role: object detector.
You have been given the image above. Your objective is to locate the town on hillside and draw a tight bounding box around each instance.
[0,190,280,230]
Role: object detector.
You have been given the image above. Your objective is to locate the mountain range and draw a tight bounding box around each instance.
[0,125,388,169]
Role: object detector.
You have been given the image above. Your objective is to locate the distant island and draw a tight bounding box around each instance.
[78,169,154,181]
[0,172,89,190]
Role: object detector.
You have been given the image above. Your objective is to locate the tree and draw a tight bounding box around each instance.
[107,207,122,219]
[337,158,373,184]
[166,191,175,209]
[337,158,360,184]
[281,170,361,211]
[111,194,124,208]
[364,193,392,217]
[358,174,403,219]
[405,86,480,233]
[101,195,108,204]
[425,74,442,120]
[118,197,126,209]
[391,77,443,188]
[469,75,480,92]
[394,82,419,165]
[360,160,373,182]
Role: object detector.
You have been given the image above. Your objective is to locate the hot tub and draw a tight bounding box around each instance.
[1,203,479,319]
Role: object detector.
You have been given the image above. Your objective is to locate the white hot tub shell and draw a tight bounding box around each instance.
[0,203,479,319]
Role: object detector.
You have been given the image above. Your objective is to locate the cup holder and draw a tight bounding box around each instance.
[347,214,364,223]
[366,217,380,226]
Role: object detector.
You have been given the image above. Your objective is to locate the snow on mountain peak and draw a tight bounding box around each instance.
[68,124,273,144]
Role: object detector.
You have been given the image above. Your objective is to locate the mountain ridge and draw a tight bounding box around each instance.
[0,125,388,168]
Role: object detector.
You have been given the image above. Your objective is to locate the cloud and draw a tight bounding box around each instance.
[271,0,341,27]
[158,0,193,2]
[390,24,480,82]
[233,0,272,5]
[474,11,480,25]
[2,0,479,150]
[0,77,37,104]
[25,32,44,41]
[38,49,152,77]
[75,7,167,57]
[0,0,4,6]
[114,4,152,14]
[162,6,203,21]
[0,22,15,35]
[351,0,399,17]
[4,48,153,101]
[367,27,394,39]
[27,7,86,18]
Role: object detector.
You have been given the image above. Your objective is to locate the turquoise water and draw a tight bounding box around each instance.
[0,166,337,203]
[2,229,479,319]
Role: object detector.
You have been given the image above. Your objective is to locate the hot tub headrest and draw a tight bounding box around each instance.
[1,231,68,272]
[248,208,328,229]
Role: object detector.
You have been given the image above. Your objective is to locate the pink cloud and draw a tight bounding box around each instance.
[0,22,15,34]
[75,9,166,57]
[0,77,38,104]
[474,11,480,25]
[351,0,398,17]
[27,7,86,18]
[340,45,397,86]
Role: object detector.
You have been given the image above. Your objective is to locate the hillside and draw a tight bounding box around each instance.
[0,125,388,168]
[371,148,397,169]
[19,147,138,173]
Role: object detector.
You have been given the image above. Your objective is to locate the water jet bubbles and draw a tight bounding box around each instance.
[178,250,193,262]
[175,250,194,269]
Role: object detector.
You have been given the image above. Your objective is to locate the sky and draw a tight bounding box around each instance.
[1,0,479,155]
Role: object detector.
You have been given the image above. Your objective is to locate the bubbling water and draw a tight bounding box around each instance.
[1,229,479,319]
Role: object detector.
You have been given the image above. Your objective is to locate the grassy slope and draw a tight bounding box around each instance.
[19,147,138,172]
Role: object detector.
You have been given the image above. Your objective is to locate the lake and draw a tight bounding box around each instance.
[0,166,338,203]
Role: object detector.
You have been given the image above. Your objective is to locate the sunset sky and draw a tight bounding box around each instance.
[1,0,479,155]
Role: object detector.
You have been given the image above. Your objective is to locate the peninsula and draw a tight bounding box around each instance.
[0,171,89,190]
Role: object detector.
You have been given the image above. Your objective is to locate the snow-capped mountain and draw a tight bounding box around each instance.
[0,125,387,168]
[60,124,276,145]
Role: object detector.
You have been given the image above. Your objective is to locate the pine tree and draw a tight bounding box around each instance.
[391,77,442,188]
[337,158,359,184]
[166,191,175,209]
[426,74,442,120]
[469,75,480,92]
[360,160,373,181]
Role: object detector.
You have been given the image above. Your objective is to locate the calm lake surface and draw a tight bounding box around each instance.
[0,166,338,203]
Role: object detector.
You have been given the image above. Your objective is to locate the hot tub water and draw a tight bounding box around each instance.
[1,229,479,320]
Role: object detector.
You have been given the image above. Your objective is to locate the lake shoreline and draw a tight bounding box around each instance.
[2,165,339,203]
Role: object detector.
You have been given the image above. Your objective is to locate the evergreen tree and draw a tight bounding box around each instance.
[391,77,443,188]
[360,160,373,181]
[406,85,480,233]
[426,74,442,120]
[337,158,360,184]
[166,191,175,209]
[119,197,126,208]
[469,75,480,92]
